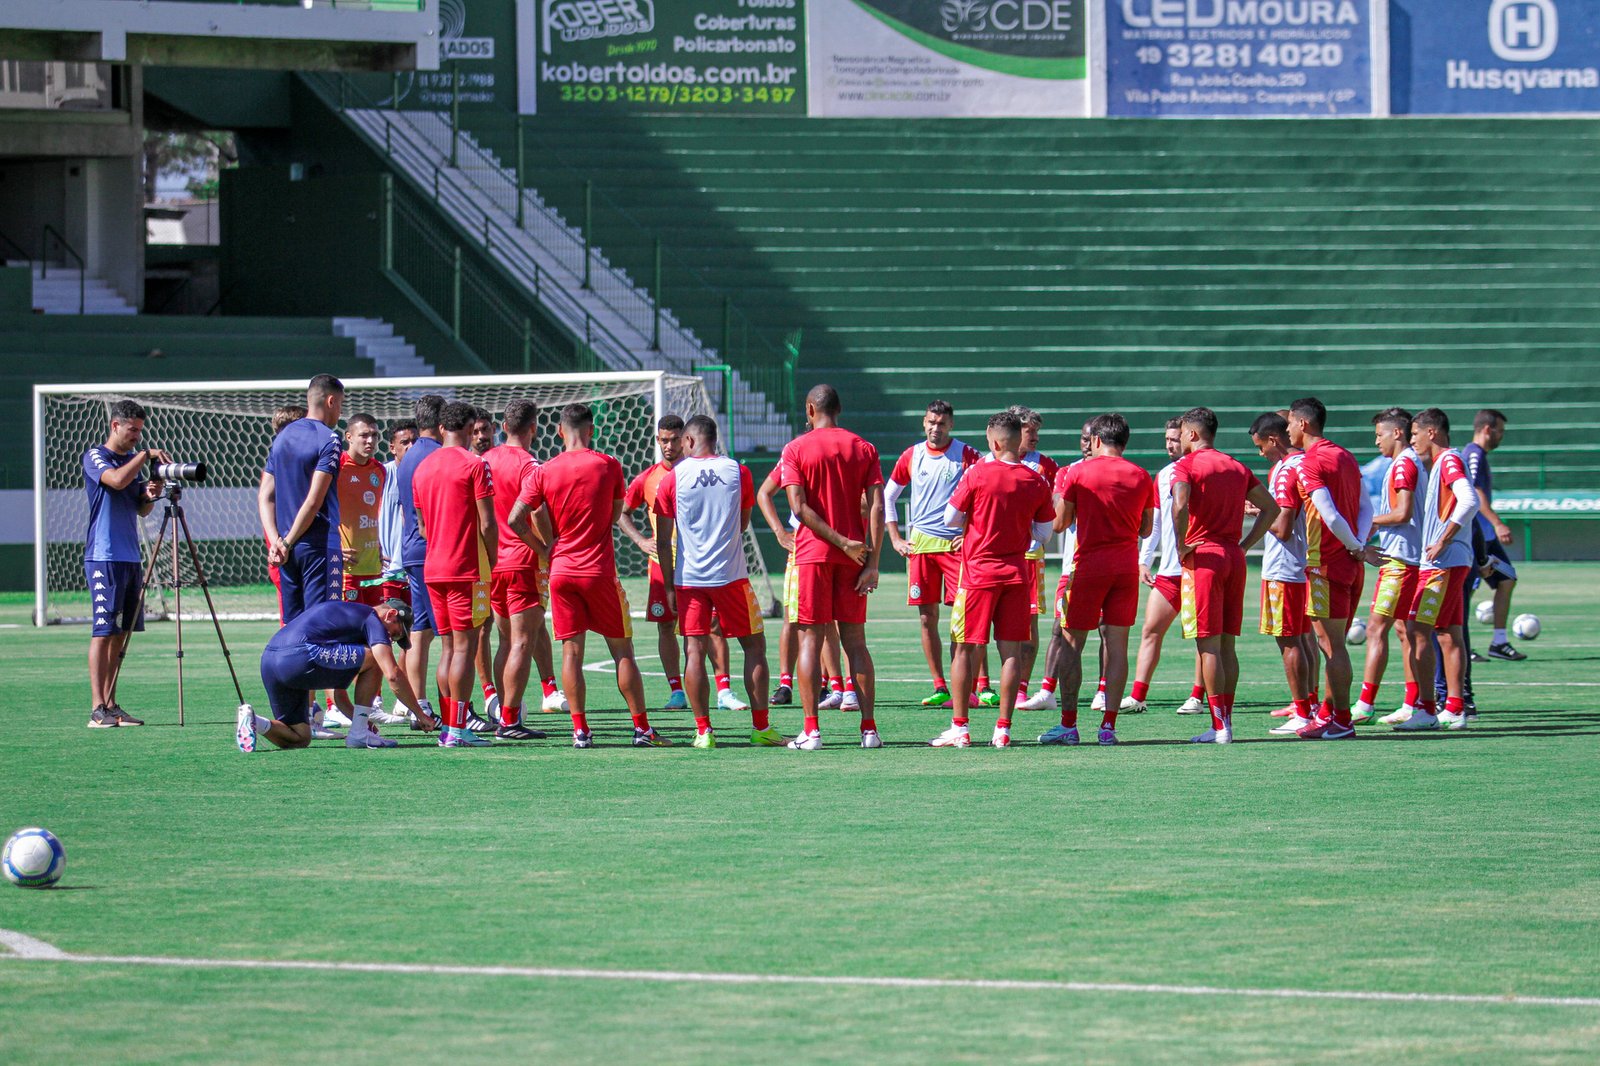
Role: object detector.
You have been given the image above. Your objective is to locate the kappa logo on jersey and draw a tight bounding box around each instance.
[690,468,727,489]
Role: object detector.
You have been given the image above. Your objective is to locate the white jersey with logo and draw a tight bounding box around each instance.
[666,455,752,588]
[1374,447,1423,566]
[1139,461,1183,580]
[377,457,403,575]
[1262,453,1308,583]
[1418,448,1476,572]
[892,438,974,549]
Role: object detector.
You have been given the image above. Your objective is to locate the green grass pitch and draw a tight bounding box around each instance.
[2,564,1598,1063]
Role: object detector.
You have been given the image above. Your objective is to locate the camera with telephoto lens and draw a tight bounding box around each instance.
[154,461,207,483]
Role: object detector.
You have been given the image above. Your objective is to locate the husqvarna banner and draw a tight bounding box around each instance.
[1391,0,1600,113]
[1105,1,1374,116]
[535,0,807,113]
[807,0,1088,116]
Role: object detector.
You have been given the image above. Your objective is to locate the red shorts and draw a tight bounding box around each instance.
[793,561,867,626]
[1410,566,1469,628]
[1064,567,1140,631]
[646,559,677,623]
[1259,579,1310,638]
[951,583,1031,644]
[425,579,477,636]
[379,579,410,605]
[679,579,764,638]
[907,551,960,607]
[1053,571,1073,628]
[491,569,542,616]
[549,572,634,641]
[1370,561,1419,620]
[1152,574,1181,613]
[1306,564,1364,622]
[1180,543,1247,640]
[341,574,383,608]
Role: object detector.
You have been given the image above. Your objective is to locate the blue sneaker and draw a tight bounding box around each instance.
[454,726,493,747]
[662,690,689,710]
[1098,727,1118,746]
[1037,724,1079,746]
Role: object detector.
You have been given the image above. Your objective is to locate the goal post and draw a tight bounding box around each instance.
[34,371,778,626]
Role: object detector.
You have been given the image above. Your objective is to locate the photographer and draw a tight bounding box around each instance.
[84,399,170,728]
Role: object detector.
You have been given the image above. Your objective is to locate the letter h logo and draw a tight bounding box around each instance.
[1489,0,1558,62]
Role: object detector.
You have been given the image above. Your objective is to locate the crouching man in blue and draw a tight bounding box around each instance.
[239,598,423,752]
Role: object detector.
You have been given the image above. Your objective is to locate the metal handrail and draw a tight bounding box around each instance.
[0,228,32,268]
[40,225,84,315]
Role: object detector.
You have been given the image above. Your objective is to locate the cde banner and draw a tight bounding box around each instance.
[1105,0,1374,116]
[1390,0,1600,113]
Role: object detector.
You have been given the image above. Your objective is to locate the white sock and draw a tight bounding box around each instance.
[1493,628,1507,644]
[1352,700,1373,714]
[254,714,271,734]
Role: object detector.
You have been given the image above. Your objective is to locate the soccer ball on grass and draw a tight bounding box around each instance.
[1345,619,1367,646]
[3,828,65,888]
[1512,613,1541,641]
[1474,599,1495,625]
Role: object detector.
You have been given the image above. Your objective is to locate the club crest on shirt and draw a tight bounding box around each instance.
[909,583,922,600]
[650,602,665,618]
[363,491,377,506]
[370,473,381,487]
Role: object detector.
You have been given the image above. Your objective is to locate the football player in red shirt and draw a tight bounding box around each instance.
[510,403,664,748]
[1171,407,1280,744]
[780,384,885,750]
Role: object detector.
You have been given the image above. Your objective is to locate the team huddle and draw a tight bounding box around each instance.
[108,372,1501,752]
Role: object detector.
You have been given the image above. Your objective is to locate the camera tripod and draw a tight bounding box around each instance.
[107,482,245,726]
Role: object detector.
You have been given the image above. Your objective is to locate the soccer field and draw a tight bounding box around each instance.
[3,564,1598,1063]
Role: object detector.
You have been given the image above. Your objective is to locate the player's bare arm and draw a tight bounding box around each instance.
[1239,483,1281,552]
[855,483,885,593]
[476,495,498,572]
[280,469,335,552]
[617,509,656,559]
[787,483,864,563]
[1053,494,1075,534]
[257,470,284,564]
[756,470,794,552]
[654,519,677,616]
[506,506,549,555]
[1268,501,1296,543]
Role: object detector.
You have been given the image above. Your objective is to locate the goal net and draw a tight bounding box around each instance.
[35,372,778,625]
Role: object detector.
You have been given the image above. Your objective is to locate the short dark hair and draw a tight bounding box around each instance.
[657,414,685,433]
[308,373,344,402]
[347,413,378,432]
[1372,407,1413,434]
[413,395,445,429]
[473,406,493,426]
[388,418,418,443]
[1088,412,1130,448]
[987,411,1022,437]
[1289,396,1326,432]
[1180,407,1218,440]
[560,403,593,430]
[1475,408,1508,431]
[1165,417,1181,431]
[440,401,476,433]
[503,399,538,435]
[109,399,146,423]
[1414,408,1451,435]
[272,404,306,436]
[926,400,954,419]
[684,414,718,444]
[1249,412,1289,441]
[806,383,841,416]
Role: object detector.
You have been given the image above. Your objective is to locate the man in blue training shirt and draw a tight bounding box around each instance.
[396,394,445,725]
[1463,408,1525,661]
[239,598,423,752]
[84,399,171,728]
[258,374,344,623]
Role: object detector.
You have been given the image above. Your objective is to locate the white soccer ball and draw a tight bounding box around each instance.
[1345,619,1367,646]
[1475,599,1495,625]
[1512,613,1541,641]
[3,827,65,888]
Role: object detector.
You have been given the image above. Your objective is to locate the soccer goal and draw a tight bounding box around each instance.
[34,371,778,626]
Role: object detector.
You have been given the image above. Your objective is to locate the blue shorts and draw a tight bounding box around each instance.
[276,533,342,624]
[1482,536,1517,589]
[406,565,434,633]
[260,641,365,725]
[86,560,144,638]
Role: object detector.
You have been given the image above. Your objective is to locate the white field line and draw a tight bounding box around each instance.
[1,928,1595,1009]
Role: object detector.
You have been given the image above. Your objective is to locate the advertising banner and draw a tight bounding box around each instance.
[1391,0,1600,113]
[1105,0,1373,116]
[808,0,1087,117]
[534,0,807,114]
[368,0,520,111]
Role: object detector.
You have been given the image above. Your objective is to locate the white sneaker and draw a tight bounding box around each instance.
[930,725,971,748]
[1119,696,1147,714]
[1017,688,1058,711]
[485,692,501,722]
[542,690,570,713]
[1270,715,1312,736]
[324,705,353,729]
[1090,690,1106,713]
[859,729,882,749]
[1380,705,1415,725]
[236,703,256,753]
[347,728,397,749]
[1438,710,1468,730]
[1393,709,1439,731]
[991,726,1011,748]
[839,690,861,712]
[310,723,345,740]
[369,700,410,726]
[717,688,750,712]
[818,690,844,710]
[1177,696,1207,715]
[787,729,823,750]
[1191,727,1231,744]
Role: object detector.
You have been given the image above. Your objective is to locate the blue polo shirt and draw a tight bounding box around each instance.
[82,445,146,562]
[1462,442,1492,536]
[264,418,342,543]
[397,435,440,569]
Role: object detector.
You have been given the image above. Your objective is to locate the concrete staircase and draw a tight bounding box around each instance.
[333,316,432,377]
[9,262,136,315]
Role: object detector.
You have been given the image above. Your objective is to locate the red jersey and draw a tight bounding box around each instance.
[1055,455,1157,573]
[413,445,493,583]
[1171,447,1260,548]
[779,426,883,566]
[336,453,385,577]
[518,448,626,578]
[483,443,539,575]
[1296,436,1365,577]
[947,460,1054,587]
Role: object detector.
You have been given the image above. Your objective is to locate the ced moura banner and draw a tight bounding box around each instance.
[535,0,807,113]
[808,0,1087,116]
[1106,0,1373,116]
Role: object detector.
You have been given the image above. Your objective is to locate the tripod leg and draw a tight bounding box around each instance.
[105,506,171,706]
[173,509,184,728]
[175,506,248,708]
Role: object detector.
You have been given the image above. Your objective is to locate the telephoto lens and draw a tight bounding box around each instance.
[154,461,207,483]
